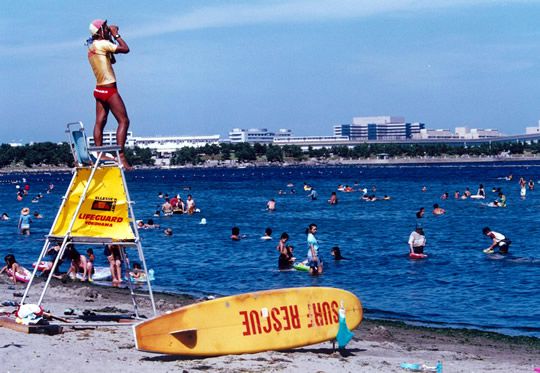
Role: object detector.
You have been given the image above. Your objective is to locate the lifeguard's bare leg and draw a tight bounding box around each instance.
[94,99,109,147]
[108,93,132,169]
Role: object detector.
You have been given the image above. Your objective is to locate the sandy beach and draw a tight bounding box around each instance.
[0,279,538,373]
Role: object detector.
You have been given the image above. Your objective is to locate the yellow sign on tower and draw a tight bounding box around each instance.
[51,167,134,240]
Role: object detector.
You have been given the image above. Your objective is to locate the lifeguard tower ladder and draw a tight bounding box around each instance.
[21,122,156,317]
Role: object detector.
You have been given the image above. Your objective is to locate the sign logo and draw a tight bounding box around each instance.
[91,196,117,212]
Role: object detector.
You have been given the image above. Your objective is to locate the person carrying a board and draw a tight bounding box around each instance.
[482,227,511,254]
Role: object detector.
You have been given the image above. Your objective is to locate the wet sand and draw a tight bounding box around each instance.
[0,280,538,372]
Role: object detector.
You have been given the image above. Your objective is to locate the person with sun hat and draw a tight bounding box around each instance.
[87,19,132,170]
[18,207,32,235]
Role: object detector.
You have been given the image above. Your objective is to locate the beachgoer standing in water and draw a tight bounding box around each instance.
[266,198,276,211]
[18,207,32,235]
[328,191,338,205]
[306,223,323,275]
[408,226,426,255]
[87,19,132,170]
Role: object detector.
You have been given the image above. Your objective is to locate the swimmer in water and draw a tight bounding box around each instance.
[331,246,348,260]
[231,226,241,241]
[261,227,273,240]
[432,203,445,215]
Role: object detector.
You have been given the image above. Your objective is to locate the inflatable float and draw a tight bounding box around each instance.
[409,252,428,259]
[470,195,485,199]
[33,261,52,271]
[127,269,155,283]
[293,262,310,271]
[6,268,31,283]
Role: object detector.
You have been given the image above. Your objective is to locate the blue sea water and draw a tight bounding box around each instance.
[1,163,539,337]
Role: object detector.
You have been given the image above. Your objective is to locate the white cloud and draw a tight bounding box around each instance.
[0,0,532,56]
[129,0,532,38]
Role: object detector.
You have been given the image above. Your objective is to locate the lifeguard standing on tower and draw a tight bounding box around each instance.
[87,19,132,170]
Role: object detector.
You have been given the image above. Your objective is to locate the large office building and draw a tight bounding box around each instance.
[228,128,292,144]
[334,116,425,140]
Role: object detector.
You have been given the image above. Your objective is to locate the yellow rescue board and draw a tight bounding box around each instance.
[133,287,362,356]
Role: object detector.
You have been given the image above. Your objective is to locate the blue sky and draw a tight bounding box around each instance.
[2,0,540,143]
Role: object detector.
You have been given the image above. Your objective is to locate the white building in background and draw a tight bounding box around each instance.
[88,131,136,147]
[88,131,220,157]
[133,135,220,156]
[413,127,504,140]
[526,120,540,134]
[413,129,458,140]
[228,128,293,143]
[273,135,349,150]
[334,116,424,140]
[455,127,504,139]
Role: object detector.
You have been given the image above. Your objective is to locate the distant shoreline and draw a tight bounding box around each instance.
[1,154,540,174]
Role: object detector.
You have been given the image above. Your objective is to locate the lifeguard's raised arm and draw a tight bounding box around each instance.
[109,25,129,54]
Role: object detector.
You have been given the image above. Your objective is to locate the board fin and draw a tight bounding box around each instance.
[336,302,354,349]
[170,328,198,348]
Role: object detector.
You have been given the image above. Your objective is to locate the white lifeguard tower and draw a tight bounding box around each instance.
[21,122,156,317]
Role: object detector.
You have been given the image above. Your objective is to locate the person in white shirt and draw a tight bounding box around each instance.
[483,227,511,254]
[408,227,426,255]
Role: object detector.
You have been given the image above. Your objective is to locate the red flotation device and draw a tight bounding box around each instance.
[32,261,52,272]
[409,252,428,259]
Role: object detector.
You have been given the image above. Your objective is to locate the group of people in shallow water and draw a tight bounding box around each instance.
[0,179,54,236]
[408,175,529,258]
[158,192,197,216]
[231,223,347,276]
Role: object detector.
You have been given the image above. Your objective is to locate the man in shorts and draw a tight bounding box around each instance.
[87,19,132,170]
[482,227,511,254]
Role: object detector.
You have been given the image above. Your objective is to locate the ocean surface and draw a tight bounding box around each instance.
[1,163,539,337]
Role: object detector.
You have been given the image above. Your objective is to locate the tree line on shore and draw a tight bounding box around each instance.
[0,143,154,168]
[0,141,538,168]
[169,141,535,165]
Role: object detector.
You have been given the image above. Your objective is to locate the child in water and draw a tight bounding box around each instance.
[129,262,144,280]
[331,246,348,260]
[277,233,295,270]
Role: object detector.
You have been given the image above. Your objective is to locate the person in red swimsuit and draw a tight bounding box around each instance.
[87,19,132,170]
